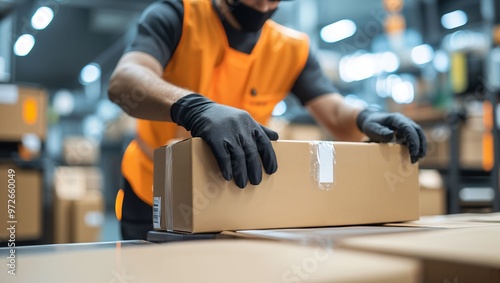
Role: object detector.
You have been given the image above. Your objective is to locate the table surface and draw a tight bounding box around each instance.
[0,240,151,256]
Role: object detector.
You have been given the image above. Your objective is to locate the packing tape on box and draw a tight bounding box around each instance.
[165,145,174,232]
[309,141,336,190]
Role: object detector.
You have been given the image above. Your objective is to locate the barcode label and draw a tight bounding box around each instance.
[153,197,161,229]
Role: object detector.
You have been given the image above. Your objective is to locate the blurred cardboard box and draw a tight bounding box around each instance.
[339,226,500,283]
[0,85,47,142]
[72,190,104,243]
[104,113,136,142]
[420,125,449,168]
[268,118,327,141]
[384,214,500,229]
[460,114,485,169]
[53,166,104,243]
[63,136,100,165]
[420,115,490,170]
[221,226,434,247]
[419,170,446,216]
[439,212,500,223]
[0,165,42,241]
[53,166,102,193]
[281,124,326,141]
[53,189,104,244]
[154,138,419,233]
[83,167,102,191]
[9,240,421,283]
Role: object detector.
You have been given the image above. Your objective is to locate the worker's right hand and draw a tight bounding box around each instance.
[170,94,278,188]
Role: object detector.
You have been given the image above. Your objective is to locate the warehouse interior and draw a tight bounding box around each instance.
[1,0,500,281]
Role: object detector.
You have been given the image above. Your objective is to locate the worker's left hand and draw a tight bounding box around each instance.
[356,109,427,163]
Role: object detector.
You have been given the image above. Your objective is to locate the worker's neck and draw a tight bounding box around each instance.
[214,0,243,31]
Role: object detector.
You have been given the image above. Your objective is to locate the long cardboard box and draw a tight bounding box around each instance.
[3,240,421,283]
[339,226,500,283]
[153,138,419,233]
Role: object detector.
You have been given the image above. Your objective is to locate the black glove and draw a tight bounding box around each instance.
[170,94,278,188]
[356,109,427,163]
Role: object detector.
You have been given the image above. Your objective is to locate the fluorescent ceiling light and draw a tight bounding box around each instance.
[13,34,35,57]
[441,10,467,30]
[411,44,434,65]
[321,19,356,43]
[339,53,375,82]
[31,6,54,30]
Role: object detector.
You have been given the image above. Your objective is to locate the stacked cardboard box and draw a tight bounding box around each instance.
[0,165,42,241]
[0,85,47,142]
[419,170,446,216]
[53,166,104,243]
[0,85,47,242]
[420,113,492,170]
[63,136,100,166]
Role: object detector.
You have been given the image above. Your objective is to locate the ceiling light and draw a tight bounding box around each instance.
[80,63,101,85]
[441,10,467,30]
[31,6,54,30]
[320,20,357,43]
[13,34,35,57]
[339,53,375,82]
[411,44,434,65]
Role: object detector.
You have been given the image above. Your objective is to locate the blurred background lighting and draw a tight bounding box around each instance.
[320,19,357,43]
[31,6,54,30]
[13,34,36,57]
[411,44,434,65]
[441,10,467,30]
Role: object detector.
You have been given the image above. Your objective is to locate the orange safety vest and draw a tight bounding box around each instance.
[117,0,309,214]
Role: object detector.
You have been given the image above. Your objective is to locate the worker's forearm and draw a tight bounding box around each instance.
[108,64,191,122]
[306,93,365,141]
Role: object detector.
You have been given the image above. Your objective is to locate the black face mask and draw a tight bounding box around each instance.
[226,0,278,32]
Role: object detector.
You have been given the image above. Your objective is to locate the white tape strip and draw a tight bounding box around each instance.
[317,142,334,183]
[310,141,335,190]
[165,146,174,231]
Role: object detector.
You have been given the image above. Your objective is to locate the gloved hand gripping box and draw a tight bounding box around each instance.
[153,138,419,233]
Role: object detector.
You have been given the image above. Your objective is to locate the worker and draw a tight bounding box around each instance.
[108,0,427,240]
